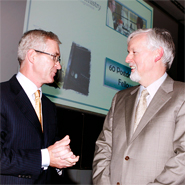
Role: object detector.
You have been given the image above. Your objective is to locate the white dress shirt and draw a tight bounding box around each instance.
[137,72,168,106]
[16,72,50,170]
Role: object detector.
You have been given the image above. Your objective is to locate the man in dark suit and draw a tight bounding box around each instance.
[0,29,79,184]
[93,28,185,184]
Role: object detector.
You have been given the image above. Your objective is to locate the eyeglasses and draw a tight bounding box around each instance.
[34,49,61,64]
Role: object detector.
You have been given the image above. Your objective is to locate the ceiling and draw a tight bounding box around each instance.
[148,0,185,25]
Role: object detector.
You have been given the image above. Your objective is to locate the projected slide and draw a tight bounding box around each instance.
[63,42,91,96]
[24,0,153,115]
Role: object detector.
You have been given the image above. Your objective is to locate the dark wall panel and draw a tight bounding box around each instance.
[56,106,105,170]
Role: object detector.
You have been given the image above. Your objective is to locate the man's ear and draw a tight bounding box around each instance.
[155,47,164,62]
[27,49,36,64]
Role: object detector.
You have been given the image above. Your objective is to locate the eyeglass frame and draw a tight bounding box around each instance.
[34,49,61,64]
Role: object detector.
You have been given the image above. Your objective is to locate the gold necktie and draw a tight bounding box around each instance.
[34,90,43,131]
[134,89,149,132]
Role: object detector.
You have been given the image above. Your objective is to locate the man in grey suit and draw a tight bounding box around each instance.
[0,29,79,184]
[92,28,185,184]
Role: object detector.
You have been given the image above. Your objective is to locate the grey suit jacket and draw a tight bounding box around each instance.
[93,76,185,185]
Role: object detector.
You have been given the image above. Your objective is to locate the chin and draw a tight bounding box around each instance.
[130,72,141,83]
[47,78,54,84]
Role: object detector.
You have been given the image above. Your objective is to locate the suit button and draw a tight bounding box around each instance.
[117,182,120,185]
[125,156,130,160]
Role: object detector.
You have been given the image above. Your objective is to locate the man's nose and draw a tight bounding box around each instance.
[56,62,62,70]
[125,54,132,63]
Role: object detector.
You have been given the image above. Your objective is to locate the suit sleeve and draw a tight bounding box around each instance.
[92,94,117,185]
[148,100,185,185]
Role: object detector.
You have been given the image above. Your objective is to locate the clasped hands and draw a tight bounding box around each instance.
[48,135,79,169]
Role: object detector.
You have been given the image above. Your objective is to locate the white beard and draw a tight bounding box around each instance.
[130,69,141,83]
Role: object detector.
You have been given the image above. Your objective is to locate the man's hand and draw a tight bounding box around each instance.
[48,135,79,169]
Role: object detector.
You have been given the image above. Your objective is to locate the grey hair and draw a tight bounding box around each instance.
[18,29,61,65]
[127,28,175,71]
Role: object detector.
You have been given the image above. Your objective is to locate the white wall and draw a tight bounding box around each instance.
[0,0,26,82]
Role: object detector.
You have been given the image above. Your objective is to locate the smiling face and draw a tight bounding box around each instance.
[33,39,61,87]
[125,33,158,86]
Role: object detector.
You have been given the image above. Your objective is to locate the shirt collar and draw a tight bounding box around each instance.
[139,72,167,97]
[16,72,42,99]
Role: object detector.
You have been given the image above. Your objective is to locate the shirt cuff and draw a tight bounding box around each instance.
[41,148,50,170]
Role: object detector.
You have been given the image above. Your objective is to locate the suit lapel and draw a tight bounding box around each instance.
[130,76,174,143]
[10,75,43,138]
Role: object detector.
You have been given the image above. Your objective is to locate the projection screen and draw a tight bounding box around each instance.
[23,0,153,115]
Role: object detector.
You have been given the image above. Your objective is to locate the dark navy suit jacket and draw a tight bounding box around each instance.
[0,75,58,184]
